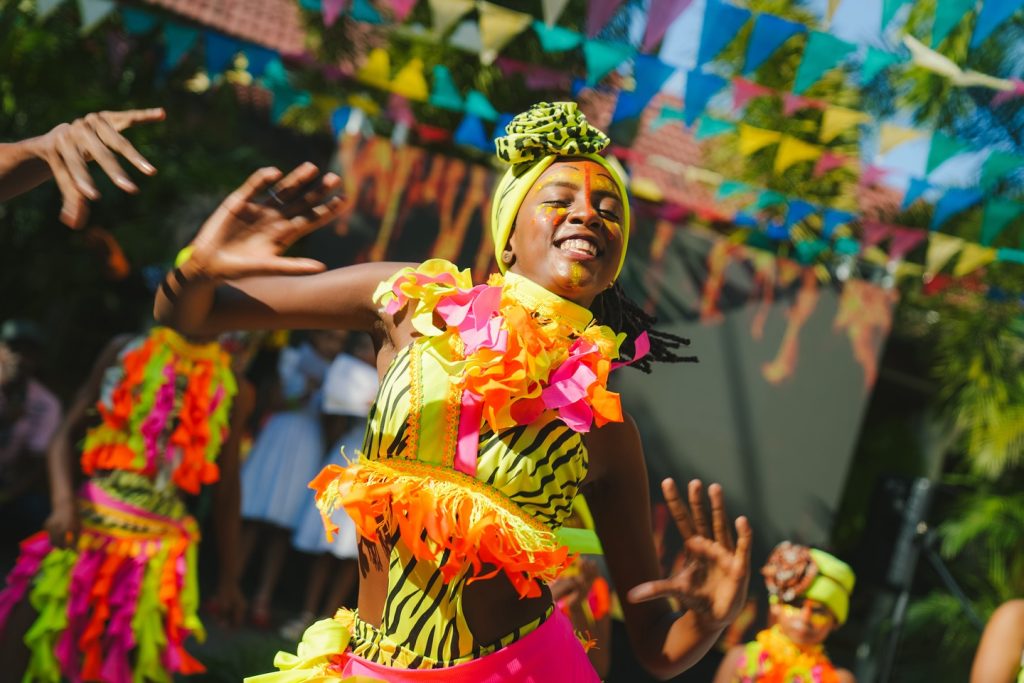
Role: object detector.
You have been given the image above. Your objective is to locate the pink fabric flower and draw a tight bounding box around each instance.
[436,285,507,354]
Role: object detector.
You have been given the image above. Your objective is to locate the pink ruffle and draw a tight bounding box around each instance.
[0,533,51,630]
[99,556,144,683]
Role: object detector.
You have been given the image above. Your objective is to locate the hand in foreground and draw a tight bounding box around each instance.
[184,163,345,281]
[627,479,752,632]
[550,557,600,608]
[32,108,165,229]
[44,500,81,549]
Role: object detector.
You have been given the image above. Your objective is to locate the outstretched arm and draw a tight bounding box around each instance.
[0,109,164,228]
[153,163,411,338]
[585,415,752,680]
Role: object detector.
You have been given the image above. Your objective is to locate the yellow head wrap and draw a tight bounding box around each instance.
[763,542,856,625]
[491,102,630,277]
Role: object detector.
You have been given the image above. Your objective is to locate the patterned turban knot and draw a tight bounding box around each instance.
[762,541,856,624]
[490,102,630,276]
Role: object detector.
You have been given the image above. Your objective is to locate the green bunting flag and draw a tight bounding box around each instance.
[793,31,857,94]
[753,190,787,209]
[36,0,67,21]
[861,47,904,85]
[78,0,115,34]
[583,39,634,86]
[981,198,1024,245]
[695,117,737,140]
[465,90,499,121]
[429,64,464,111]
[881,0,910,29]
[980,149,1023,188]
[932,0,975,46]
[532,20,583,52]
[717,180,749,199]
[926,132,972,174]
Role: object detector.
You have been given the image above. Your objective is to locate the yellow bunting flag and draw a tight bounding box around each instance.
[820,106,871,143]
[925,233,964,279]
[826,0,842,26]
[477,1,533,65]
[428,0,476,36]
[774,135,823,174]
[631,177,664,202]
[879,123,926,154]
[356,48,391,89]
[347,93,381,116]
[390,58,429,101]
[542,0,571,25]
[952,242,998,277]
[738,124,782,156]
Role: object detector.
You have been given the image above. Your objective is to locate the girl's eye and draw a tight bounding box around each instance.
[599,209,620,221]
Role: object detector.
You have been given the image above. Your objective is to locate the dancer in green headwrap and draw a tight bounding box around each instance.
[156,101,753,681]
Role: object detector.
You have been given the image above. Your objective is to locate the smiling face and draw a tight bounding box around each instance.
[771,598,837,646]
[505,158,625,306]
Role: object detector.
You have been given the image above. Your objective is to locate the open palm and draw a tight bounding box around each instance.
[628,479,752,630]
[187,163,345,280]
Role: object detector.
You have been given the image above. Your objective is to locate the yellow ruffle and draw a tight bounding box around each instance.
[245,619,362,683]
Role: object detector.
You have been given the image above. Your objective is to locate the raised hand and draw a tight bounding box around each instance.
[44,499,81,549]
[184,163,345,281]
[627,479,752,631]
[30,109,165,229]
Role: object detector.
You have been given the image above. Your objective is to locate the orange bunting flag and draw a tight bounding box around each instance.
[478,1,533,65]
[738,124,782,156]
[774,135,823,173]
[925,233,964,279]
[390,58,429,101]
[819,106,871,143]
[952,242,998,277]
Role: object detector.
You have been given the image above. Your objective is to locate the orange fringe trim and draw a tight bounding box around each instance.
[310,458,573,599]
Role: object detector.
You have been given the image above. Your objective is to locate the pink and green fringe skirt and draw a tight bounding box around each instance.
[0,471,204,683]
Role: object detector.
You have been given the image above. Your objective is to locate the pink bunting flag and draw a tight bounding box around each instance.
[496,56,570,89]
[323,0,348,26]
[888,227,927,261]
[992,78,1024,106]
[732,77,772,111]
[861,220,893,248]
[643,0,695,51]
[782,92,809,115]
[813,151,848,177]
[860,164,888,186]
[388,94,416,127]
[389,0,418,21]
[587,0,624,37]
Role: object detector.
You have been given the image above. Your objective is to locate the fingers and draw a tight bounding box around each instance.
[708,483,735,552]
[734,516,753,572]
[92,113,157,176]
[661,478,695,540]
[78,118,138,193]
[627,578,677,604]
[55,126,98,202]
[222,166,284,214]
[49,145,88,229]
[280,172,343,218]
[687,479,711,539]
[103,107,166,132]
[267,162,321,206]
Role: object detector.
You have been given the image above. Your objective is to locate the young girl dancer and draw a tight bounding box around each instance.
[157,102,753,681]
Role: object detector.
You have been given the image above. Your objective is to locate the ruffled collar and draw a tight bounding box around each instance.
[501,271,594,333]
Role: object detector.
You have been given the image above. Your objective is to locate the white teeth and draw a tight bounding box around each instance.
[559,238,597,256]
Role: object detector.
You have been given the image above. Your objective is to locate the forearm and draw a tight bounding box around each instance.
[154,259,222,336]
[46,428,78,508]
[0,138,52,201]
[634,609,727,679]
[212,475,242,589]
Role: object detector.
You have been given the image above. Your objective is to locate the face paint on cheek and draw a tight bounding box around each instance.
[569,262,585,286]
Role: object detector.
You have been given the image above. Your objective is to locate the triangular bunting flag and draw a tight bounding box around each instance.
[784,200,817,228]
[356,48,391,89]
[765,219,791,240]
[429,64,464,110]
[926,132,972,173]
[351,0,384,22]
[542,0,571,26]
[697,0,751,65]
[613,54,675,121]
[734,211,760,227]
[162,22,200,70]
[743,14,805,74]
[932,0,975,46]
[587,0,624,37]
[972,0,1024,47]
[448,20,482,54]
[813,151,848,177]
[323,0,347,26]
[683,69,728,125]
[774,135,823,173]
[753,190,786,209]
[242,44,276,78]
[390,58,429,101]
[795,238,830,263]
[980,149,1023,188]
[330,106,351,138]
[901,177,931,210]
[862,47,904,85]
[997,247,1024,263]
[651,105,686,130]
[428,0,474,35]
[465,90,499,121]
[583,39,634,85]
[953,243,998,276]
[732,77,772,111]
[826,0,843,25]
[493,113,514,140]
[822,209,856,238]
[388,94,416,127]
[889,227,927,260]
[36,0,67,21]
[389,0,419,22]
[204,31,241,76]
[861,220,892,248]
[417,123,452,143]
[793,31,857,94]
[454,113,491,151]
[993,78,1024,106]
[782,93,817,115]
[980,198,1024,245]
[120,7,160,34]
[931,187,983,229]
[644,0,695,52]
[925,233,964,278]
[78,0,115,34]
[881,0,910,29]
[738,124,782,156]
[861,164,888,186]
[533,21,583,52]
[879,123,925,154]
[478,1,532,65]
[717,180,749,199]
[695,117,737,140]
[819,106,870,143]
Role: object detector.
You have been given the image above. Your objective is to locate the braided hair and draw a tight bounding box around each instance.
[590,283,697,373]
